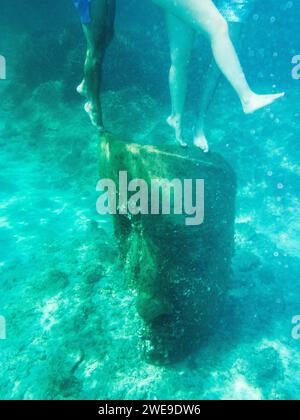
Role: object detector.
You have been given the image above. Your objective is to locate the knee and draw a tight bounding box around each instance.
[209,16,229,40]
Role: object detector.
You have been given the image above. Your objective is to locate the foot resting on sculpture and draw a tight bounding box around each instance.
[84,102,104,131]
[167,115,188,148]
[193,127,209,153]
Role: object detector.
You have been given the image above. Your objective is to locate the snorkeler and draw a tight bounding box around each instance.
[153,0,284,148]
[73,0,116,131]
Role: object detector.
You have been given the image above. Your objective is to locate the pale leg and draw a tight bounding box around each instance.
[166,13,194,147]
[194,23,242,152]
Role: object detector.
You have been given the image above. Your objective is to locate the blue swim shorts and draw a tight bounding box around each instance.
[73,0,92,25]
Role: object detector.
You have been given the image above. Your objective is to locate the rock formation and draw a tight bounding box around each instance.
[99,133,236,363]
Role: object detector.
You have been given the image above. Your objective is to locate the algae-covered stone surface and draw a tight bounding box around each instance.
[99,134,236,362]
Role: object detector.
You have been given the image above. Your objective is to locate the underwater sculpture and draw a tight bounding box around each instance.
[99,133,236,363]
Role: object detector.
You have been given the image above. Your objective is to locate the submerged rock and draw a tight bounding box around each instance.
[99,133,236,364]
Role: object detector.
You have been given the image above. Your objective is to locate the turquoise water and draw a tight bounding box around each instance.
[0,0,300,400]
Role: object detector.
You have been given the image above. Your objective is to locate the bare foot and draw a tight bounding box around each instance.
[167,115,188,148]
[193,128,209,153]
[84,102,104,131]
[76,80,88,98]
[242,92,285,114]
